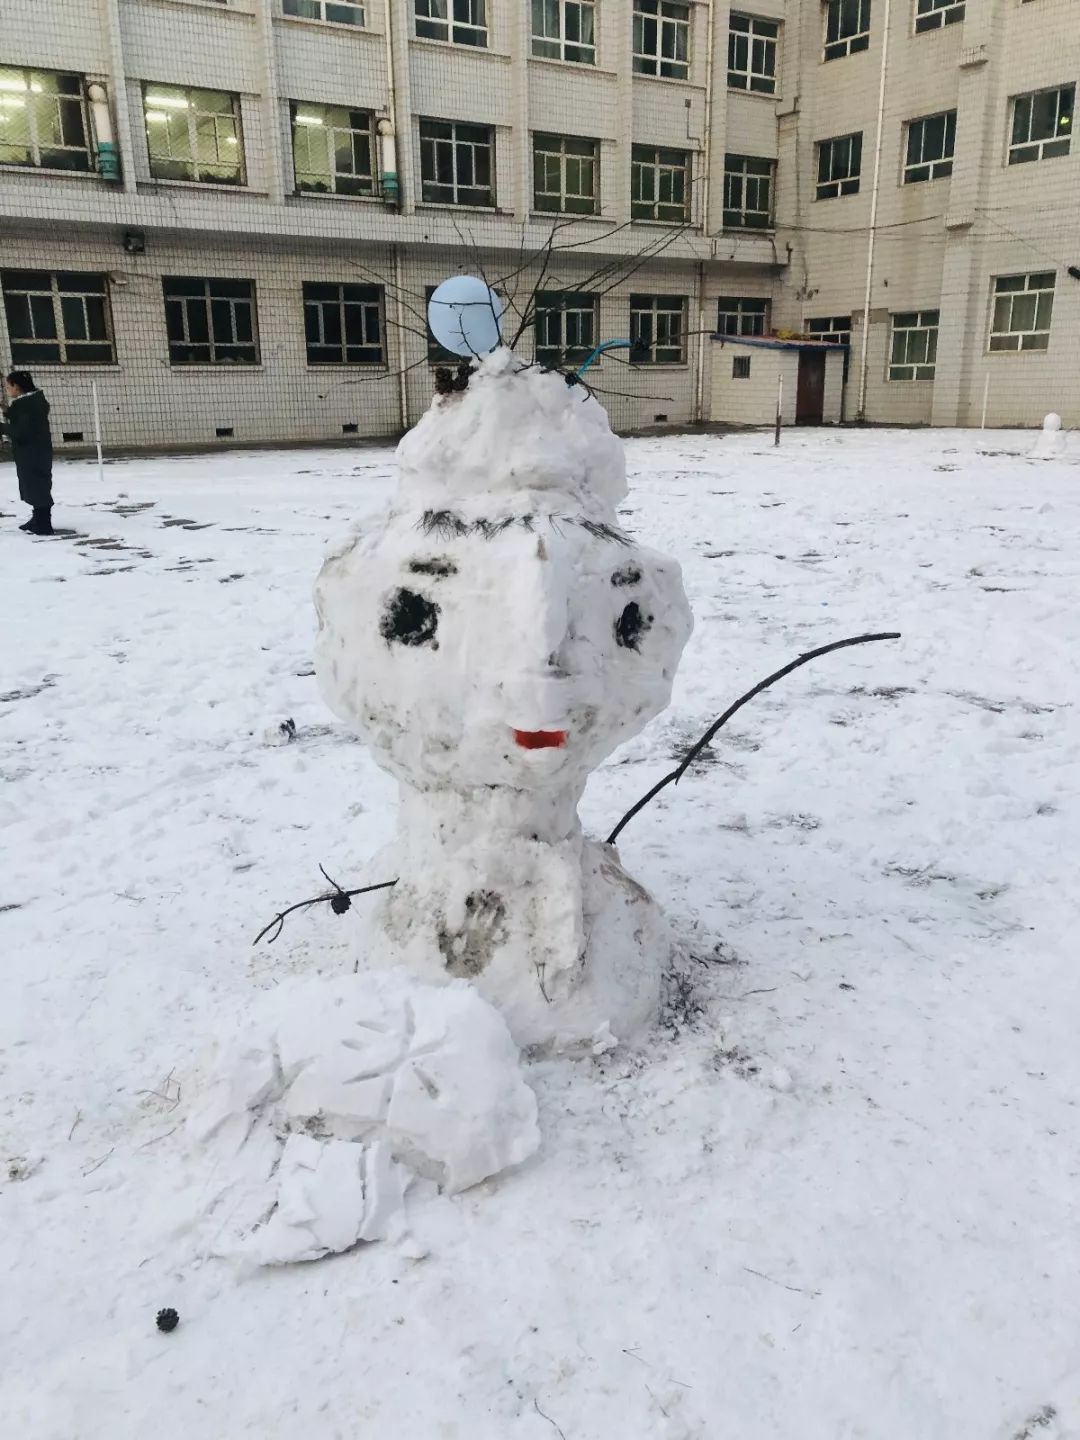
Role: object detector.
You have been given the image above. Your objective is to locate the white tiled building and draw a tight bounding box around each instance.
[0,0,1077,449]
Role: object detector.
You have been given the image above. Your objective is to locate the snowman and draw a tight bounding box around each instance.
[314,281,693,1049]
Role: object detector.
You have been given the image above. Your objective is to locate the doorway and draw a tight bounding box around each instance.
[796,350,826,425]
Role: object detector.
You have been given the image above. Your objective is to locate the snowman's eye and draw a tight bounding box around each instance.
[615,601,652,652]
[380,588,439,648]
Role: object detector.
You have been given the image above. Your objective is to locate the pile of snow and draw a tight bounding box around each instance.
[1030,412,1068,459]
[188,969,539,1264]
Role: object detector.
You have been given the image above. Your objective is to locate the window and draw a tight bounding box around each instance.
[631,145,690,222]
[163,277,258,365]
[728,14,779,93]
[630,295,687,363]
[723,154,774,228]
[1,269,115,364]
[717,296,770,336]
[303,282,385,364]
[424,285,459,363]
[806,314,850,378]
[420,119,494,205]
[988,272,1054,352]
[824,0,870,59]
[914,0,964,32]
[634,0,690,79]
[143,85,244,184]
[1008,86,1074,164]
[0,67,93,173]
[888,310,938,380]
[532,0,596,64]
[416,0,487,46]
[904,110,956,182]
[534,292,598,366]
[533,134,597,214]
[292,104,374,196]
[816,132,862,198]
[732,354,752,378]
[283,0,365,24]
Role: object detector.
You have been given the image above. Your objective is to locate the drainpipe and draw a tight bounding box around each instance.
[856,0,892,420]
[380,0,402,208]
[693,0,717,422]
[393,245,409,431]
[87,83,121,180]
[99,0,136,194]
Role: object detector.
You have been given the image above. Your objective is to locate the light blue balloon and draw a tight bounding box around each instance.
[428,276,503,358]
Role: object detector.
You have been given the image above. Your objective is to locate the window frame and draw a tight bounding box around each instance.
[1007,84,1074,165]
[532,133,599,215]
[987,271,1055,353]
[303,281,386,366]
[727,13,779,94]
[914,0,964,33]
[887,309,939,381]
[143,84,245,186]
[633,0,691,80]
[531,0,597,65]
[629,293,688,365]
[162,275,260,366]
[419,118,495,207]
[732,354,752,379]
[816,131,862,199]
[1,268,116,365]
[415,0,488,47]
[0,66,94,174]
[823,0,871,60]
[717,295,770,337]
[534,291,599,367]
[631,144,691,223]
[806,314,851,379]
[282,0,366,26]
[722,153,775,229]
[291,102,376,197]
[903,109,956,183]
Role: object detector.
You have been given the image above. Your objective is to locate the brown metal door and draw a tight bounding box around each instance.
[796,351,826,424]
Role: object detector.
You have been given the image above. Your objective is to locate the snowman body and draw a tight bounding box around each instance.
[315,350,692,1048]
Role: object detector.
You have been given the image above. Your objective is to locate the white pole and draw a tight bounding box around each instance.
[980,373,990,430]
[92,381,104,483]
[774,370,783,446]
[856,0,892,421]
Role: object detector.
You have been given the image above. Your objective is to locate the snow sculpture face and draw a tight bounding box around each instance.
[315,348,693,796]
[316,506,689,792]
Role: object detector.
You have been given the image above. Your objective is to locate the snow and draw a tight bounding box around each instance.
[3,424,1080,1438]
[315,355,693,1047]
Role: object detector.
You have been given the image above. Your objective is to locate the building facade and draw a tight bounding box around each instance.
[0,0,1077,449]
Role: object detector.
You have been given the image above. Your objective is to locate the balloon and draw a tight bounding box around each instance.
[428,276,503,358]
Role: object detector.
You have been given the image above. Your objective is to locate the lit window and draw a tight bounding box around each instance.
[532,0,596,64]
[816,132,862,199]
[144,85,244,185]
[988,272,1055,352]
[533,134,598,214]
[904,111,956,182]
[1,269,115,364]
[1008,85,1073,164]
[0,67,93,173]
[888,310,938,380]
[163,276,259,365]
[292,104,374,196]
[630,294,687,363]
[631,145,690,222]
[634,0,690,80]
[303,282,385,364]
[727,13,778,93]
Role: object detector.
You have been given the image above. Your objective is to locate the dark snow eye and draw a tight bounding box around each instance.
[615,601,652,652]
[380,588,439,648]
[611,566,642,589]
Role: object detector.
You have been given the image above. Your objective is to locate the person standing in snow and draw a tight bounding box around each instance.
[1,370,54,536]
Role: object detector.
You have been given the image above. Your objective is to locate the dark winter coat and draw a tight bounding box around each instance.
[1,389,53,509]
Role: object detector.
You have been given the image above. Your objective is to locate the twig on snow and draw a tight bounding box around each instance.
[82,1148,114,1177]
[253,873,398,946]
[68,1109,82,1141]
[533,1399,567,1440]
[743,1266,819,1297]
[605,632,902,845]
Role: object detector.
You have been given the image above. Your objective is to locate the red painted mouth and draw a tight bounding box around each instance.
[513,728,568,750]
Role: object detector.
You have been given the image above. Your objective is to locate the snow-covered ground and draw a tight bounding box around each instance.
[2,426,1079,1440]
